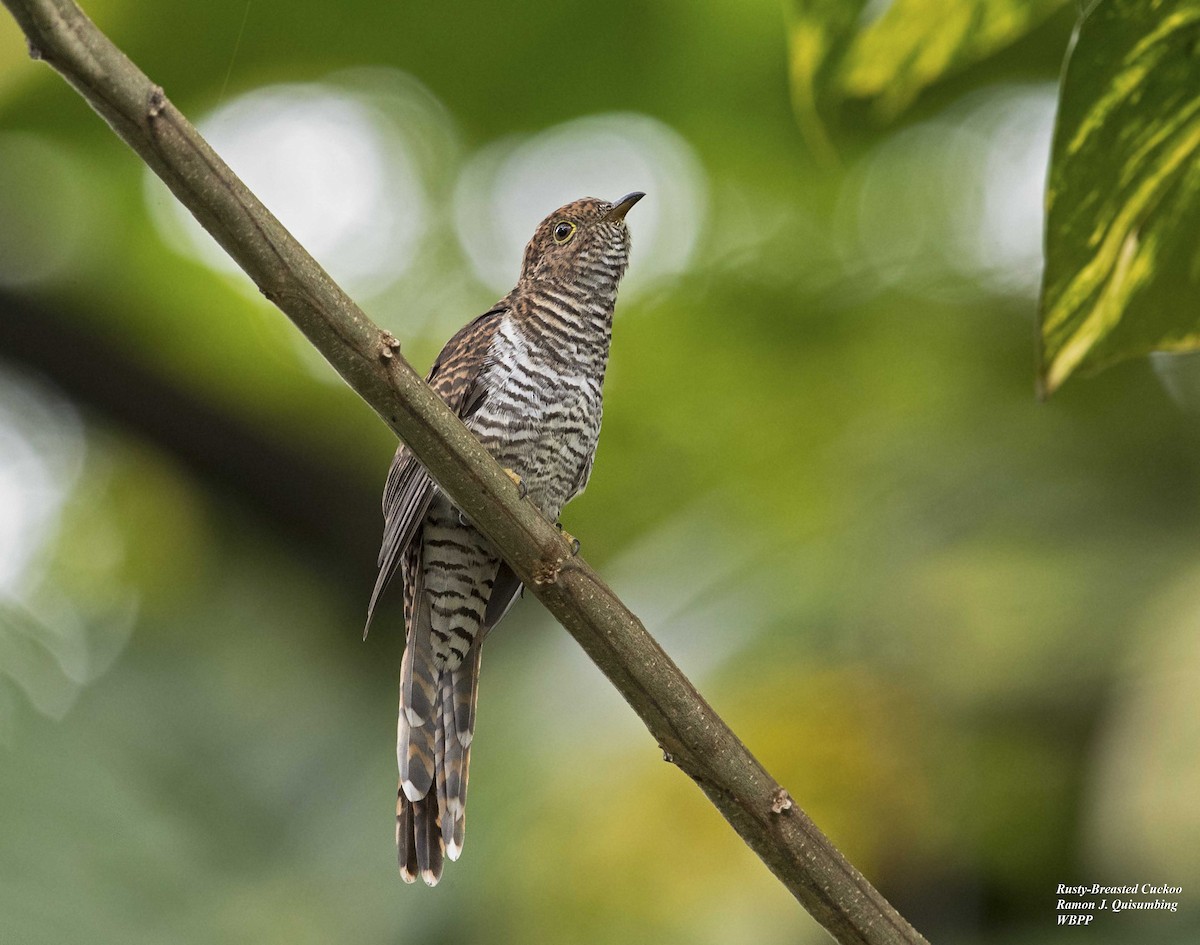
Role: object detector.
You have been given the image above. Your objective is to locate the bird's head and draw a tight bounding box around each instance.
[519,192,644,293]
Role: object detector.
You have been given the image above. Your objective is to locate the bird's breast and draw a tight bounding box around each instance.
[469,313,609,518]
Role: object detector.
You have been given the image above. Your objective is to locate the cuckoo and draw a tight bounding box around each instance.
[366,192,643,885]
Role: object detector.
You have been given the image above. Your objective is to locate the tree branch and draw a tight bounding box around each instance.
[0,2,928,942]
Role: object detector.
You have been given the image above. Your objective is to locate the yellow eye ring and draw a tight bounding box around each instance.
[552,221,576,244]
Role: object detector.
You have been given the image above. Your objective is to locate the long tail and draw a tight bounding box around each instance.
[395,555,519,886]
[397,637,482,886]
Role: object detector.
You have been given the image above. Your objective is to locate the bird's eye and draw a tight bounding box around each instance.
[553,221,576,244]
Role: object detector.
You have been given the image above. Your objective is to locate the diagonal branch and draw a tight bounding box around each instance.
[0,2,928,942]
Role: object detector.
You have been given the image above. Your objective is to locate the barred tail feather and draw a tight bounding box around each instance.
[399,554,438,802]
[397,791,418,884]
[396,647,483,882]
[434,688,452,851]
[413,795,443,886]
[452,640,483,747]
[397,542,443,885]
[396,688,446,887]
[396,554,502,884]
[441,673,467,858]
[400,588,437,729]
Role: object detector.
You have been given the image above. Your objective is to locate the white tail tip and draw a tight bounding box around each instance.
[401,779,424,803]
[421,869,440,887]
[446,839,463,862]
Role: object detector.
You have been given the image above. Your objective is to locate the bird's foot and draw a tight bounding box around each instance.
[556,523,581,556]
[503,468,527,499]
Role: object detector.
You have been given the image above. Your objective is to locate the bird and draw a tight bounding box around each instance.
[365,192,644,885]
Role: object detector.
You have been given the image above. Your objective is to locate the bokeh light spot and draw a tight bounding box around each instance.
[146,73,454,299]
[840,84,1057,299]
[0,368,85,597]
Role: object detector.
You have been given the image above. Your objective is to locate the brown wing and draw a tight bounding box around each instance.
[364,305,508,635]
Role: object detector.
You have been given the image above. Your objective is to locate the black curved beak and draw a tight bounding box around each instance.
[604,191,645,222]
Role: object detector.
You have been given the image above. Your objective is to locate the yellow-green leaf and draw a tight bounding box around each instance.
[787,0,1066,157]
[787,0,867,164]
[1038,0,1200,395]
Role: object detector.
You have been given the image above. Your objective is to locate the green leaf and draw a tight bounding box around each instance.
[1038,0,1200,395]
[787,0,1066,159]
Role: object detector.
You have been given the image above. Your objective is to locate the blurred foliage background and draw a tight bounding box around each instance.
[1,0,1198,943]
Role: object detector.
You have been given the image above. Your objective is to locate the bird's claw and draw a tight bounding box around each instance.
[556,523,580,556]
[504,468,527,499]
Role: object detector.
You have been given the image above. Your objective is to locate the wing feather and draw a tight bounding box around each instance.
[364,305,508,635]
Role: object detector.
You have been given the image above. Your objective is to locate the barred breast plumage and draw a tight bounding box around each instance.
[365,192,643,885]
